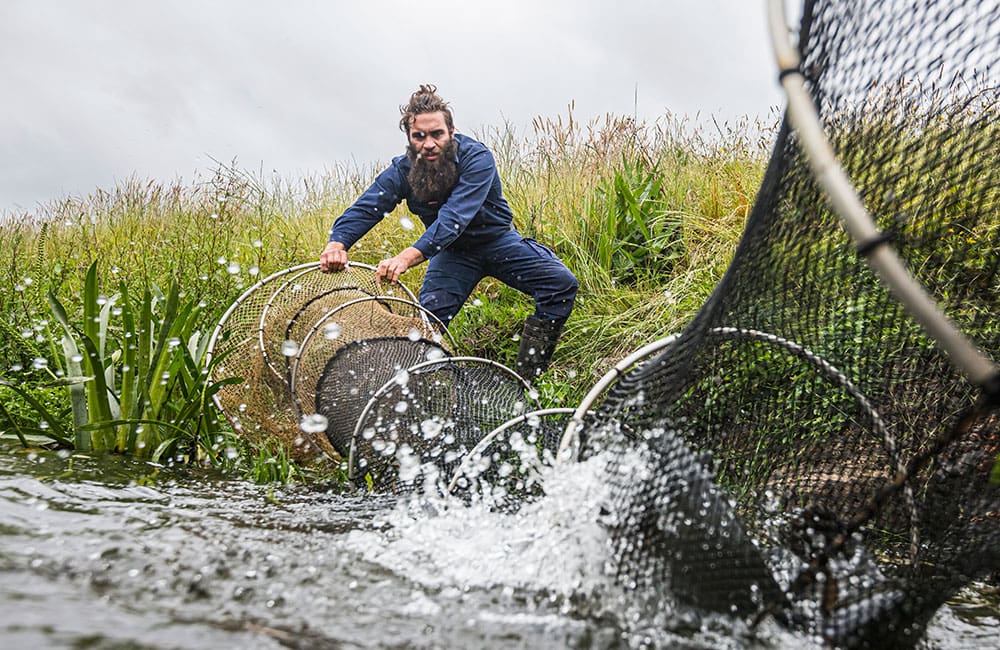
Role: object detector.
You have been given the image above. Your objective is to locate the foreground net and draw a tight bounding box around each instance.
[206,263,420,460]
[572,1,1000,646]
[343,356,536,493]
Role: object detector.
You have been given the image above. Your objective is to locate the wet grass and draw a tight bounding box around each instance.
[0,109,774,480]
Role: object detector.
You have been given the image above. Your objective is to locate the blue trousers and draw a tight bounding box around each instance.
[419,230,578,328]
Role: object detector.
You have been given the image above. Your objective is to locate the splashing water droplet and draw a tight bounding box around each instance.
[299,414,329,434]
[407,327,421,341]
[249,265,260,276]
[282,340,299,356]
[323,323,342,340]
[420,418,442,439]
[32,358,48,370]
[399,216,415,231]
[227,261,241,275]
[472,298,483,307]
[394,400,409,413]
[393,369,410,386]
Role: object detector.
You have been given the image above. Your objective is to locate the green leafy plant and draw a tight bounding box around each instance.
[577,158,685,285]
[7,260,240,461]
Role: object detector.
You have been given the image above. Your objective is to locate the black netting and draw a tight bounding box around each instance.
[449,409,568,511]
[351,358,535,493]
[315,337,448,457]
[580,1,1000,646]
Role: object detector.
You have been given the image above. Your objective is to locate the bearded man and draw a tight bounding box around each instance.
[319,84,577,380]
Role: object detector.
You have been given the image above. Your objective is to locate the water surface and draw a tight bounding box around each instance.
[0,446,995,649]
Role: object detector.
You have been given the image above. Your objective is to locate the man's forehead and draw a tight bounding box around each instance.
[410,112,450,131]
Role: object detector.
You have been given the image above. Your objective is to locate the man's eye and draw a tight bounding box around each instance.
[430,130,445,138]
[412,131,427,140]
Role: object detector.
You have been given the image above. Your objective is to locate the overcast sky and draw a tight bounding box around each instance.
[0,1,790,213]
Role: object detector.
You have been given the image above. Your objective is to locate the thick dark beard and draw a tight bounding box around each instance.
[407,138,459,204]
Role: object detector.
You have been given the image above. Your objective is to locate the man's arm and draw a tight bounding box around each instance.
[319,160,406,272]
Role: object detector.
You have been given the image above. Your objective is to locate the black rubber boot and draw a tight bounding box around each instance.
[515,316,566,381]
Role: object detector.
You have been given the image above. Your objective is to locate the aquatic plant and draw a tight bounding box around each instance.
[0,261,238,463]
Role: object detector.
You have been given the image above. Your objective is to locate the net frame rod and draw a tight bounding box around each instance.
[766,0,1000,396]
[558,334,681,461]
[257,262,421,382]
[447,407,578,494]
[347,356,534,482]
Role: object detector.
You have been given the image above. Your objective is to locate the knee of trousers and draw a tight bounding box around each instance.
[418,288,466,328]
[533,270,578,321]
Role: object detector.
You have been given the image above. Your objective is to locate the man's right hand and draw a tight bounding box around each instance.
[319,241,349,273]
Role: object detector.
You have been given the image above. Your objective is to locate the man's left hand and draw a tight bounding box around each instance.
[376,247,425,284]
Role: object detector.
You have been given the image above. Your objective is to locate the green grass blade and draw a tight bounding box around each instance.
[0,380,73,447]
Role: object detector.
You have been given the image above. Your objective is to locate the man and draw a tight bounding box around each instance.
[319,84,577,380]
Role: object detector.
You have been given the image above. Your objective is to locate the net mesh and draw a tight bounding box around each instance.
[341,355,536,493]
[578,1,1000,645]
[314,337,450,457]
[290,297,446,414]
[448,409,569,511]
[208,264,421,460]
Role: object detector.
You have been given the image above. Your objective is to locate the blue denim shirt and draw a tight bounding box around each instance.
[328,133,517,258]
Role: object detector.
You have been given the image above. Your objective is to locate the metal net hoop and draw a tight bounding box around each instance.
[447,407,577,508]
[205,262,420,460]
[257,263,417,387]
[347,357,535,492]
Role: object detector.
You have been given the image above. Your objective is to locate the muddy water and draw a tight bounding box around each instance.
[0,446,996,649]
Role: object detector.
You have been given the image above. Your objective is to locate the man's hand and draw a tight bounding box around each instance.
[376,247,425,284]
[319,241,348,273]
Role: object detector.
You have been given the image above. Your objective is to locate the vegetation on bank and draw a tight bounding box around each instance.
[0,110,774,482]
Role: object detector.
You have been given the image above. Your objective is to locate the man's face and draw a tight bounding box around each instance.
[408,112,453,162]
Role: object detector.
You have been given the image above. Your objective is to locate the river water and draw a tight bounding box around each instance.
[1,444,997,649]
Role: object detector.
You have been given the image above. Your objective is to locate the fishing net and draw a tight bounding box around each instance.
[206,263,420,460]
[447,408,571,511]
[314,336,450,457]
[290,298,450,458]
[341,356,537,493]
[572,1,1000,646]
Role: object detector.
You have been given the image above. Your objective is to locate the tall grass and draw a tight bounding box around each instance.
[0,109,774,471]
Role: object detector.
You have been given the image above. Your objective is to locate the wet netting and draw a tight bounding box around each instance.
[315,336,450,458]
[571,1,1000,647]
[340,356,537,493]
[289,297,449,457]
[206,263,425,460]
[448,408,571,510]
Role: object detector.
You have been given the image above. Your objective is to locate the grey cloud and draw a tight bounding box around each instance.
[0,0,785,212]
